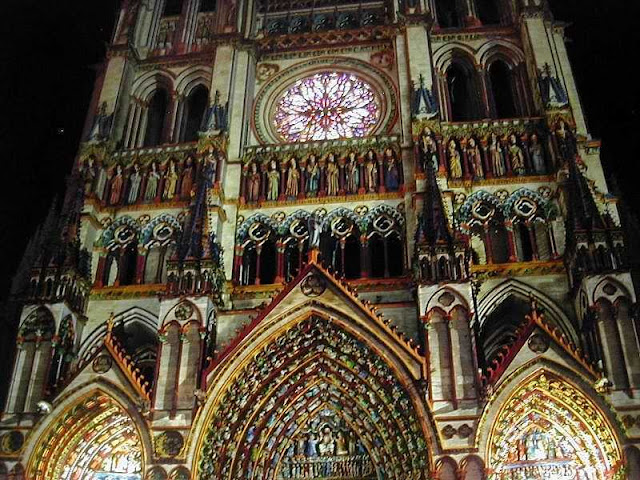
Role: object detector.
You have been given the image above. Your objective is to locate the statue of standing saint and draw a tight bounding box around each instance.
[285,158,300,197]
[508,134,526,175]
[326,154,339,196]
[267,160,280,201]
[529,133,546,174]
[109,165,124,205]
[466,138,484,179]
[127,164,142,204]
[306,155,319,195]
[447,140,463,179]
[489,133,506,177]
[364,149,377,192]
[163,161,179,199]
[346,153,359,194]
[144,162,160,201]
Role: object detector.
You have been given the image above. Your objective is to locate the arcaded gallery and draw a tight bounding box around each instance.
[0,0,638,479]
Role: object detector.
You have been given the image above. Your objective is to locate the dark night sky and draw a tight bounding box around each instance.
[0,0,638,303]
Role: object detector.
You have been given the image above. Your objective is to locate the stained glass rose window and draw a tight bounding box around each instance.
[274,72,380,142]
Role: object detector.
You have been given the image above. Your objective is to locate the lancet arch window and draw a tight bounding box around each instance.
[366,212,405,278]
[238,220,278,286]
[98,219,140,288]
[321,214,362,279]
[6,307,56,414]
[445,57,484,122]
[141,216,181,284]
[144,88,170,147]
[178,84,209,143]
[487,59,519,119]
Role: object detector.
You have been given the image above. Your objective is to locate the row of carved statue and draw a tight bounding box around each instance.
[416,120,578,180]
[241,147,404,203]
[79,150,220,206]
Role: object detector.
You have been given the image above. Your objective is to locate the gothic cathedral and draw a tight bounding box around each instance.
[1,0,638,479]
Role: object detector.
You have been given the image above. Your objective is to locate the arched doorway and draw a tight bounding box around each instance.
[29,392,144,480]
[195,315,431,480]
[487,371,623,479]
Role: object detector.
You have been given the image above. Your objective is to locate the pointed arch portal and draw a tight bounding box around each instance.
[29,392,144,480]
[196,315,430,480]
[487,371,622,479]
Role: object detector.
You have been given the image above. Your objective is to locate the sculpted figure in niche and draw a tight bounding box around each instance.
[285,157,300,197]
[365,149,378,192]
[419,127,438,171]
[267,160,280,201]
[145,162,160,201]
[247,162,261,202]
[109,165,124,205]
[529,133,546,174]
[81,156,96,195]
[555,119,576,161]
[94,160,108,200]
[466,137,484,179]
[180,156,195,198]
[384,148,400,191]
[318,426,336,456]
[508,134,526,175]
[163,161,179,199]
[346,152,359,194]
[447,140,463,179]
[489,133,506,177]
[326,153,339,196]
[127,163,142,204]
[306,154,319,195]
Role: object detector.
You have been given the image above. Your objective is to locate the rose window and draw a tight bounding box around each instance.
[274,72,380,142]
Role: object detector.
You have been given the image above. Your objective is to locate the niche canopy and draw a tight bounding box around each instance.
[273,72,381,143]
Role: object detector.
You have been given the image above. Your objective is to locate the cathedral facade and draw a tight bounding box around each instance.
[1,0,639,479]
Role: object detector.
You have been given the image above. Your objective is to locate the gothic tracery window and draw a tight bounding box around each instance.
[274,72,380,143]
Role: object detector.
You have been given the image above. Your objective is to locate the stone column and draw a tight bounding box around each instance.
[4,343,35,414]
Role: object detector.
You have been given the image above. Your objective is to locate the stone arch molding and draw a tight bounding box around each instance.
[476,279,578,344]
[252,56,399,144]
[189,269,434,480]
[479,366,623,479]
[24,381,153,480]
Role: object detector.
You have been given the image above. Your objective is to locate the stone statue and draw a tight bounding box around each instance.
[127,164,142,204]
[163,161,179,199]
[307,212,322,250]
[489,133,506,177]
[267,160,280,201]
[346,153,359,194]
[285,158,300,197]
[508,134,526,175]
[529,133,546,174]
[364,149,378,192]
[202,90,228,132]
[306,155,319,195]
[419,127,438,172]
[180,156,195,198]
[247,162,261,202]
[538,63,569,108]
[411,74,438,119]
[384,148,400,191]
[89,101,113,141]
[466,138,484,179]
[109,165,124,205]
[447,140,462,179]
[144,162,160,201]
[326,153,339,196]
[94,160,108,200]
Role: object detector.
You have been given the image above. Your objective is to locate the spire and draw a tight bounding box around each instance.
[421,153,452,247]
[566,154,605,234]
[177,155,216,264]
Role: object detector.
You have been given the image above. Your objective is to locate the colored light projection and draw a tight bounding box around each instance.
[274,72,380,143]
[30,393,143,480]
[488,373,622,480]
[197,316,429,480]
